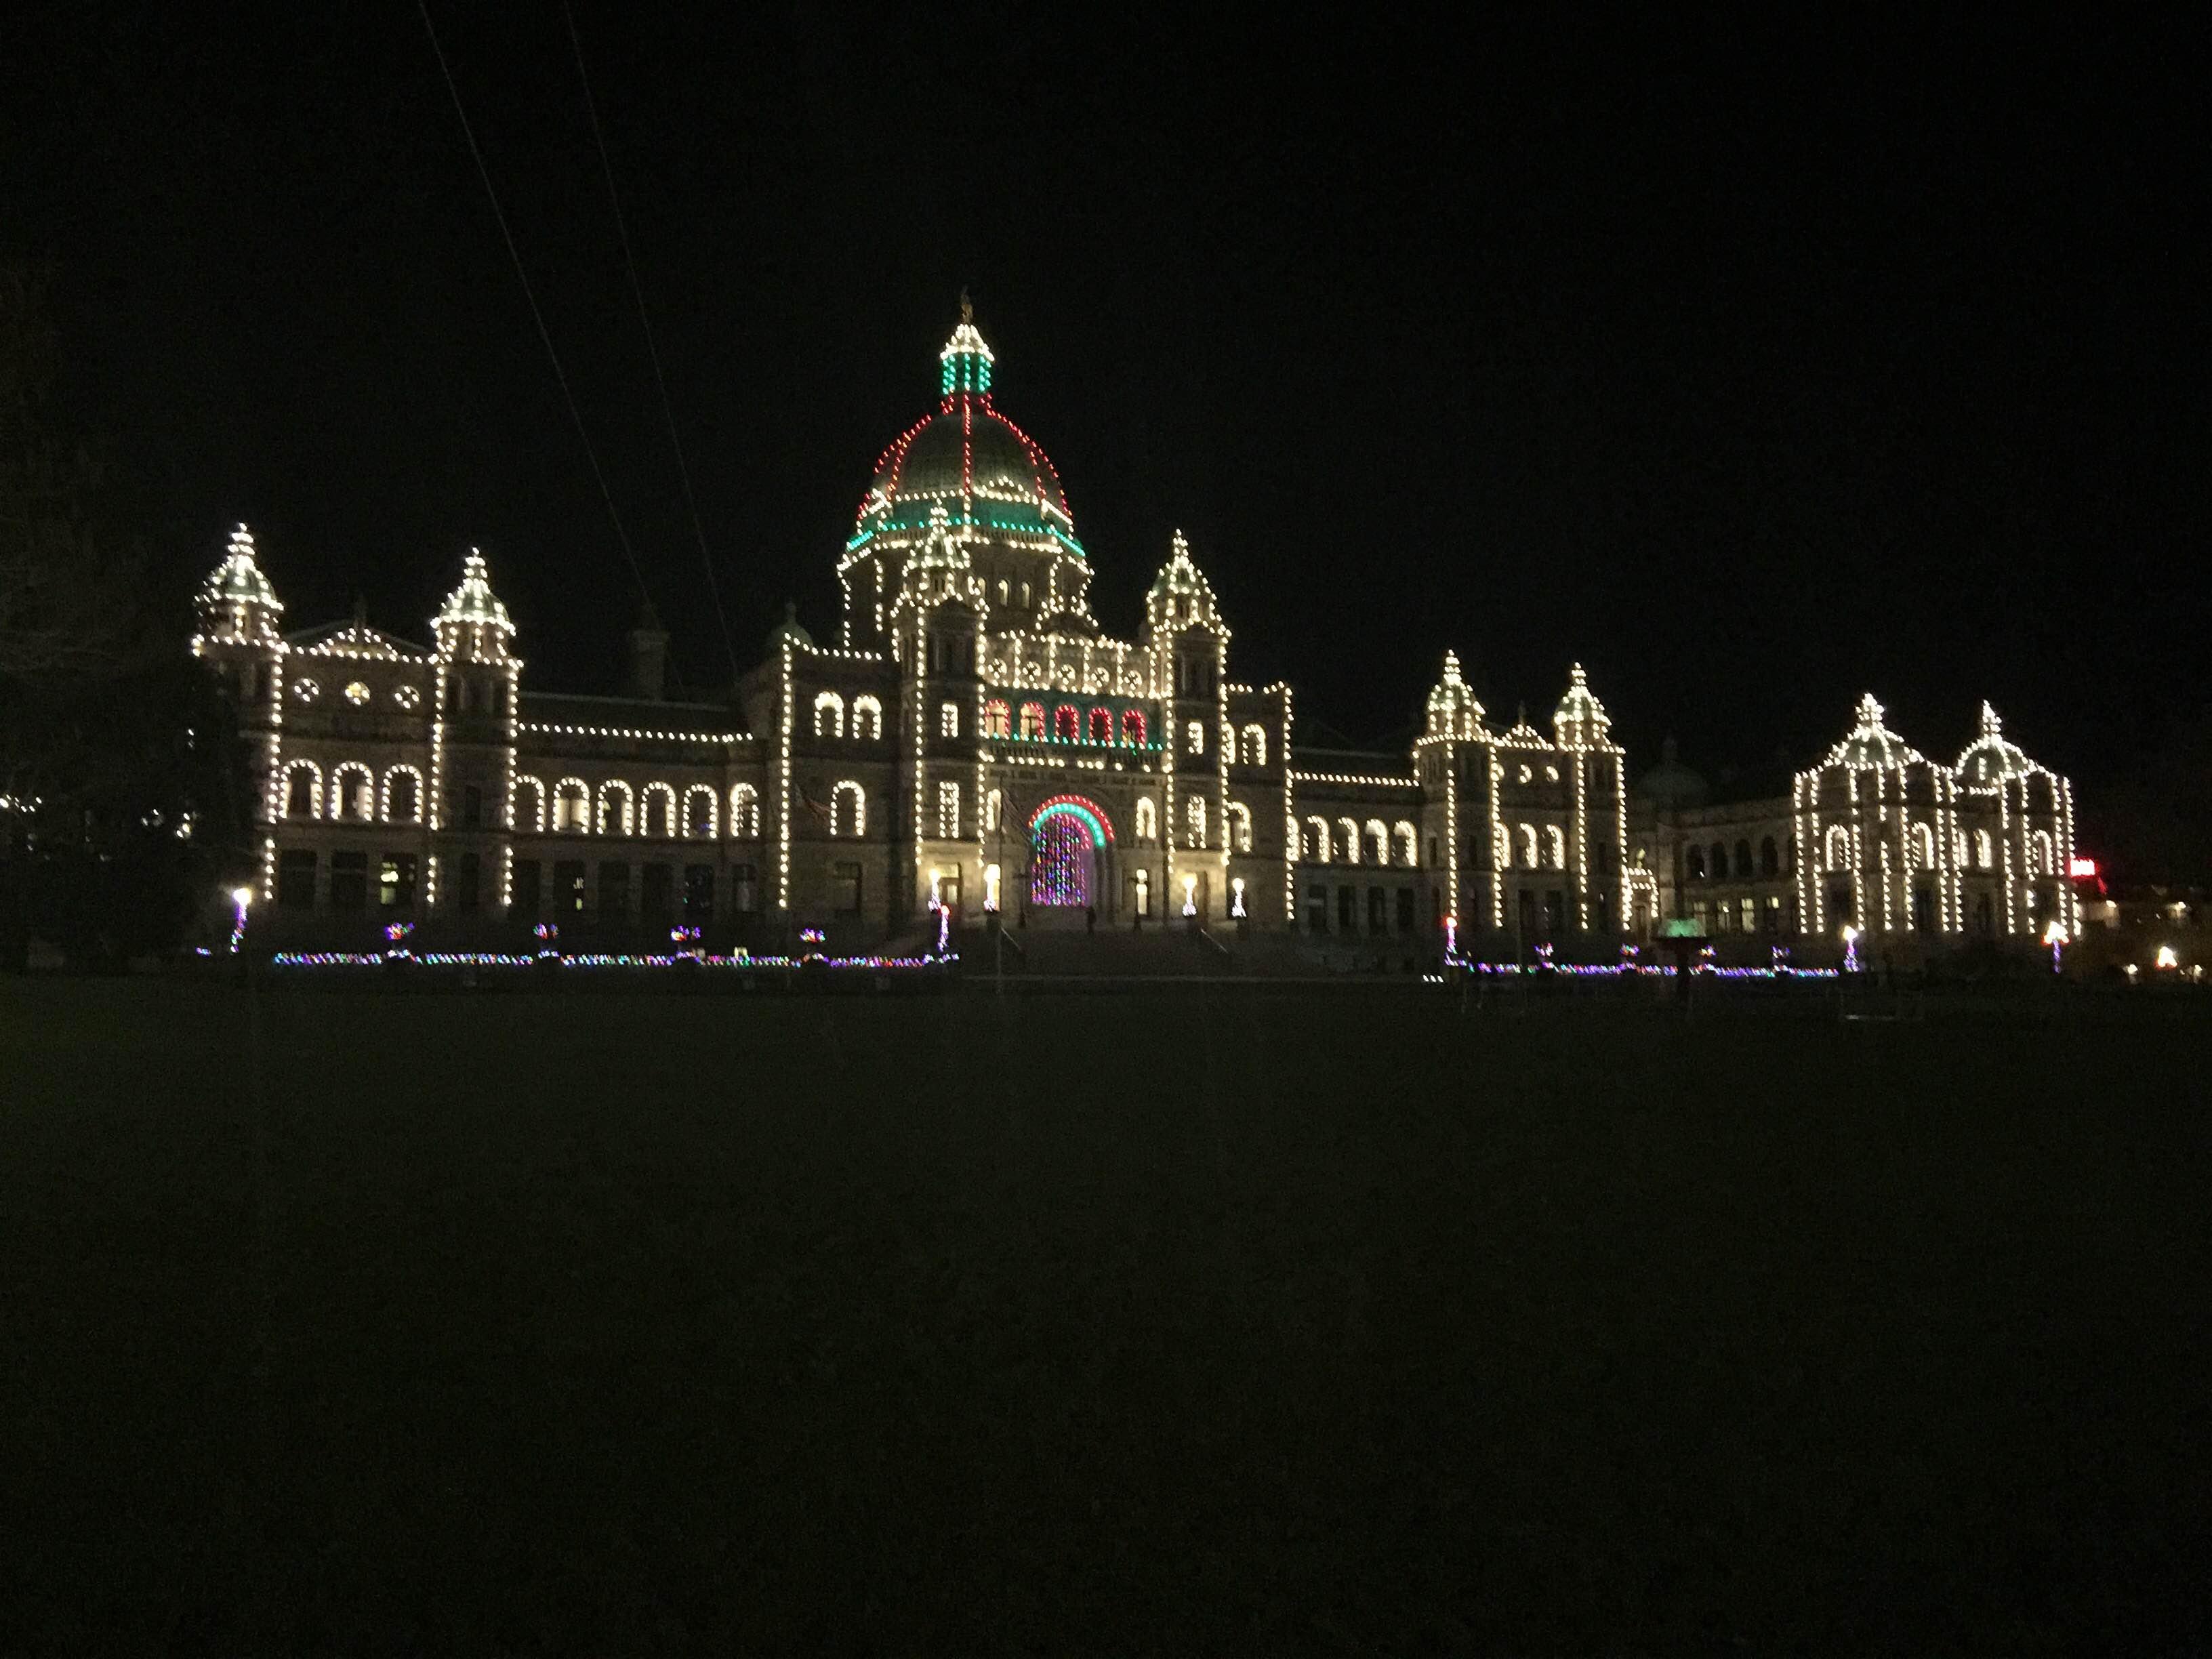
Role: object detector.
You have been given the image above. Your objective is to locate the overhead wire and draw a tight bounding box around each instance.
[416,2,659,626]
[564,2,745,689]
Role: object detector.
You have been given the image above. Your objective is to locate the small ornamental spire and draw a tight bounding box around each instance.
[1856,691,1886,731]
[434,547,514,660]
[1979,700,2003,737]
[1426,648,1484,737]
[960,285,974,325]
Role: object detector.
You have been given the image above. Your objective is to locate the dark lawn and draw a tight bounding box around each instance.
[3,979,2207,1654]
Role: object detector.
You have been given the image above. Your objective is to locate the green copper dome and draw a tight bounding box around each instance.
[846,312,1082,562]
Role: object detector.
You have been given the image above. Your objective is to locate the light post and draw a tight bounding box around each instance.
[228,886,253,955]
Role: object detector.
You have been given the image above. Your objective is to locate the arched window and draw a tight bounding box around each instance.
[1054,705,1078,741]
[1734,838,1753,878]
[1120,708,1147,745]
[596,780,634,837]
[940,701,961,737]
[831,781,865,837]
[380,766,424,824]
[983,699,1010,738]
[1759,836,1780,876]
[1227,800,1253,853]
[330,763,375,823]
[1825,824,1852,872]
[1912,821,1936,865]
[1394,821,1418,867]
[552,778,591,834]
[729,783,760,839]
[1685,844,1706,879]
[1305,816,1332,863]
[1088,707,1112,743]
[1545,825,1566,870]
[1338,817,1361,865]
[682,785,718,840]
[985,788,1002,832]
[1019,703,1045,740]
[1492,823,1510,869]
[1241,724,1267,766]
[1518,823,1539,869]
[1135,796,1158,842]
[281,761,321,819]
[1185,796,1208,849]
[642,783,676,839]
[1286,814,1302,863]
[813,691,844,739]
[851,694,882,741]
[1221,720,1237,758]
[514,776,546,834]
[1364,819,1389,865]
[2030,828,2054,876]
[1974,827,1994,869]
[1709,841,1728,880]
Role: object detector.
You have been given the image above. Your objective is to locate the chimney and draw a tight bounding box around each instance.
[628,601,670,701]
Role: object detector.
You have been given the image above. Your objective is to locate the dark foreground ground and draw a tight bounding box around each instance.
[3,979,2207,1654]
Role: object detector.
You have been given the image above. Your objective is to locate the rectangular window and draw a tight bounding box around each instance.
[1307,883,1329,934]
[1761,894,1781,934]
[937,780,961,839]
[378,854,417,911]
[1396,887,1416,933]
[511,858,541,917]
[1740,897,1757,933]
[939,701,960,737]
[1368,886,1387,934]
[833,861,863,915]
[1518,888,1538,937]
[598,861,631,918]
[1185,720,1204,755]
[682,864,714,924]
[462,784,483,828]
[640,862,673,920]
[1692,900,1710,934]
[1337,884,1355,932]
[731,863,758,913]
[554,859,586,914]
[453,851,481,913]
[1133,868,1151,918]
[277,849,316,910]
[330,851,369,913]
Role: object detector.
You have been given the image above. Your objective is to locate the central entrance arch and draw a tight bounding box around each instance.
[1027,795,1113,910]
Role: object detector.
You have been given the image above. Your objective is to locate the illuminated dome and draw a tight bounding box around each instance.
[1955,701,2037,790]
[839,300,1090,644]
[849,312,1080,560]
[1425,650,1486,739]
[1821,693,1926,771]
[201,523,281,613]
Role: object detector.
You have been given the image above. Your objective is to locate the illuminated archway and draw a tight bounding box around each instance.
[1027,794,1113,908]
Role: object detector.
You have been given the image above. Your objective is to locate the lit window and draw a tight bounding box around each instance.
[1185,796,1207,848]
[983,700,1010,738]
[1186,720,1204,755]
[1019,703,1044,740]
[852,695,882,741]
[832,781,865,837]
[344,681,371,705]
[1135,796,1158,842]
[1120,709,1147,745]
[1133,867,1151,917]
[985,789,1001,832]
[940,701,960,737]
[937,780,961,838]
[813,691,844,739]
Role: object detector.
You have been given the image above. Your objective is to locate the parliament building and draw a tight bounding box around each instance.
[191,309,2080,962]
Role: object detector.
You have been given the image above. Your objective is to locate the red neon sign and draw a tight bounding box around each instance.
[2068,857,2097,879]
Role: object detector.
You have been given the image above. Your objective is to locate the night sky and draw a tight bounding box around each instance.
[9,9,2205,809]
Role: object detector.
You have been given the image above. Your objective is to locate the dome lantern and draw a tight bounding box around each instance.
[938,290,995,396]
